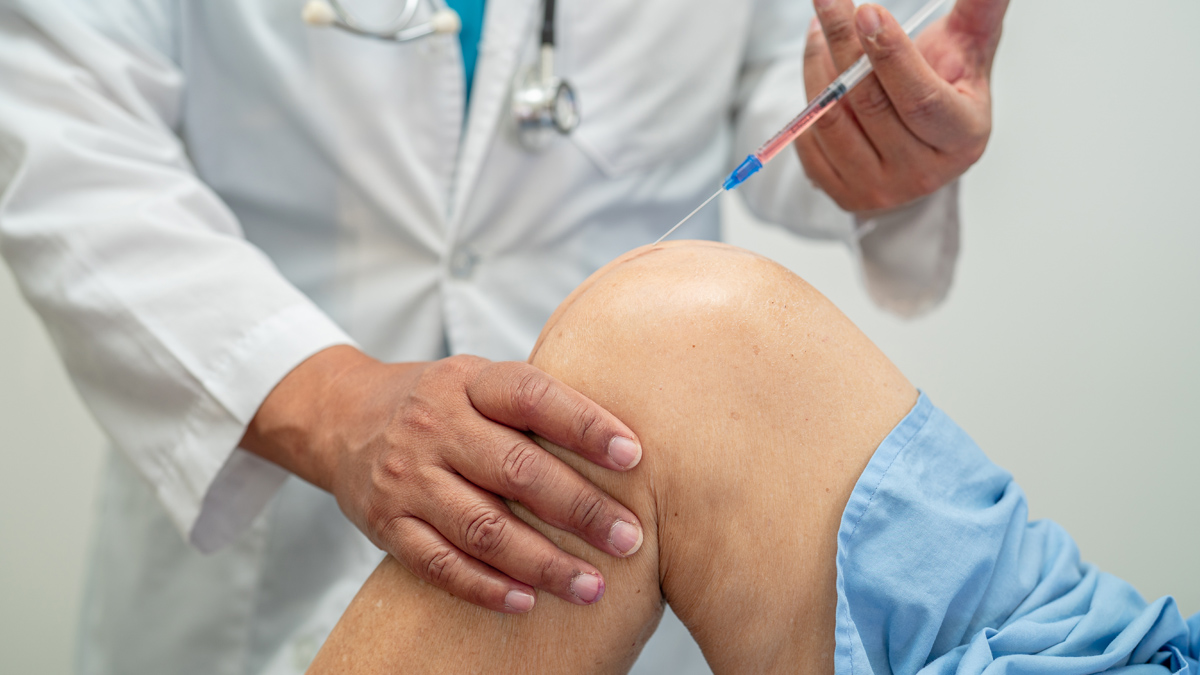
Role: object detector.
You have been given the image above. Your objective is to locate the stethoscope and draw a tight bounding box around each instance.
[301,0,579,151]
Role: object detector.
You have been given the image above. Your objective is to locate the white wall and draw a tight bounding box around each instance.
[727,0,1200,613]
[0,268,105,673]
[1,0,1197,672]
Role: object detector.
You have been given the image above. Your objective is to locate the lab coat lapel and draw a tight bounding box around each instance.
[448,0,540,230]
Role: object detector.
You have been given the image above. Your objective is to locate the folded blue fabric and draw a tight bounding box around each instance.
[836,393,1199,675]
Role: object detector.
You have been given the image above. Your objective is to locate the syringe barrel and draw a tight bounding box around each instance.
[722,0,947,191]
[753,83,846,164]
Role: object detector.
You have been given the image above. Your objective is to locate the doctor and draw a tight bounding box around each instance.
[0,0,1006,672]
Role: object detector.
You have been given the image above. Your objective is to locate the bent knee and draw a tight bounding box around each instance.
[527,242,918,655]
[531,241,908,402]
[529,240,915,479]
[532,241,815,362]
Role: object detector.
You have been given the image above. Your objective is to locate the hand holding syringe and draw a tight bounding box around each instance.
[655,0,953,244]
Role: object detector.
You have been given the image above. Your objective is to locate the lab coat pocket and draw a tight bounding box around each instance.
[561,0,752,177]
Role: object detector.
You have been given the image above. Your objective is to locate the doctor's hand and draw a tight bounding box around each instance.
[242,345,645,613]
[798,0,1009,213]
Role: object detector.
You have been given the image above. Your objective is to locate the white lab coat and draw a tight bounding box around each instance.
[0,0,957,672]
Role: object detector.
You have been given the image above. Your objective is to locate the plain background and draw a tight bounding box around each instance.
[2,1,1198,672]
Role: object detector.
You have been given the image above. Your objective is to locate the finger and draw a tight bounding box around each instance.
[811,2,932,167]
[468,361,642,471]
[813,0,866,72]
[452,424,644,558]
[801,16,889,186]
[812,6,933,166]
[856,5,979,150]
[383,514,539,613]
[803,16,838,96]
[419,476,608,605]
[947,0,1010,49]
[794,132,853,206]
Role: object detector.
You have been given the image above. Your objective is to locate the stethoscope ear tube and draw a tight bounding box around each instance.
[301,0,460,40]
[302,0,578,151]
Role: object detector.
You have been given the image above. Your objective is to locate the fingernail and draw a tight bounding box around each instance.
[609,520,644,556]
[608,436,641,469]
[504,589,536,613]
[814,0,835,10]
[809,16,820,33]
[570,573,605,604]
[857,5,882,40]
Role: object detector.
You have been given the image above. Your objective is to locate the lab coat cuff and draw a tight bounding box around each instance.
[848,182,961,318]
[153,302,356,553]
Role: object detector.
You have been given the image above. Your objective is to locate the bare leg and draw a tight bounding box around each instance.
[309,241,916,674]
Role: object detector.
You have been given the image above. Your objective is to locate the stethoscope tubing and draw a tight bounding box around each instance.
[319,0,454,41]
[308,0,576,149]
[327,0,422,36]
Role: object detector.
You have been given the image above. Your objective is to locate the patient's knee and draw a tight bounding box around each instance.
[533,241,827,366]
[527,241,917,665]
[531,240,908,409]
[528,239,915,487]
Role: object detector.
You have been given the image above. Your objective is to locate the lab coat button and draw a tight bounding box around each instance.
[450,247,478,279]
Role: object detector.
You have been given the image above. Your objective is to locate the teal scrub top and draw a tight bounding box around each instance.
[445,0,486,102]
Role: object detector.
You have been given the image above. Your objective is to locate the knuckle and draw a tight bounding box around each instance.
[531,550,564,584]
[901,88,943,126]
[368,509,410,552]
[569,491,608,533]
[416,542,459,587]
[512,369,553,420]
[571,404,600,445]
[375,452,414,490]
[398,402,440,436]
[502,442,547,492]
[814,105,846,131]
[363,501,394,537]
[446,354,486,379]
[854,85,894,119]
[431,355,485,394]
[463,508,511,559]
[870,40,899,64]
[823,19,857,49]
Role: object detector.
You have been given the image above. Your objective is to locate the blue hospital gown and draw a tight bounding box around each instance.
[835,394,1200,675]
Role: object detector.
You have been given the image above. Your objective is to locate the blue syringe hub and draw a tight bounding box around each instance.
[723,155,763,191]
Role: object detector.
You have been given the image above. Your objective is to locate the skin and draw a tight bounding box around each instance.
[308,241,917,673]
[240,341,647,613]
[800,0,1009,212]
[243,0,1007,615]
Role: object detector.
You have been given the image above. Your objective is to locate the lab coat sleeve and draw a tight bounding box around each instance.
[0,2,355,552]
[731,0,960,317]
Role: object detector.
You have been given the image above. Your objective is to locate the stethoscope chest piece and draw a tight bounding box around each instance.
[512,45,580,151]
[509,0,579,151]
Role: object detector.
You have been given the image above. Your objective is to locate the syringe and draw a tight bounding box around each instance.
[654,0,951,245]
